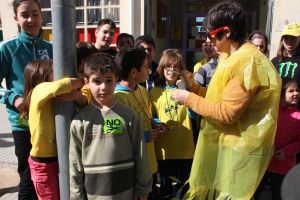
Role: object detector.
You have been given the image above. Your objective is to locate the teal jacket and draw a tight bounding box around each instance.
[0,31,53,131]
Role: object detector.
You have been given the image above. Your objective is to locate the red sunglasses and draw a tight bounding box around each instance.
[207,26,229,39]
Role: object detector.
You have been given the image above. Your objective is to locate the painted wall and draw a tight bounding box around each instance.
[269,0,300,58]
[0,0,18,40]
[120,0,144,38]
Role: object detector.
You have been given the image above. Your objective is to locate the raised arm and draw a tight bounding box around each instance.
[185,77,254,124]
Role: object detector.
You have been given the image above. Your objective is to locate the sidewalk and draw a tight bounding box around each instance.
[0,104,18,199]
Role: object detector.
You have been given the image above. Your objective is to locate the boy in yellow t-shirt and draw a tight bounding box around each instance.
[114,47,167,199]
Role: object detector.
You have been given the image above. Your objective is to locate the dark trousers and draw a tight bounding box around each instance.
[253,171,284,200]
[12,131,38,200]
[157,159,193,199]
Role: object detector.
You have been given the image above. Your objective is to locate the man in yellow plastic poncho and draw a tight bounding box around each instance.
[171,1,281,200]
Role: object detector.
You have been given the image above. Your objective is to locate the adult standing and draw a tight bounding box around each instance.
[171,1,281,199]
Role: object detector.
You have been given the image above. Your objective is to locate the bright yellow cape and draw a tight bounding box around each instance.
[184,43,281,200]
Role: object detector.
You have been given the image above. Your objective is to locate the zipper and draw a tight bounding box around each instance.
[33,39,37,59]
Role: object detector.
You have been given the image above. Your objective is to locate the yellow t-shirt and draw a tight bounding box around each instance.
[114,84,158,174]
[193,57,209,73]
[150,86,194,160]
[29,78,72,157]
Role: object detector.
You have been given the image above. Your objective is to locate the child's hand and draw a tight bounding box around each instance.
[136,195,148,200]
[150,128,161,141]
[14,96,24,112]
[56,90,83,102]
[155,122,169,133]
[274,150,285,160]
[180,70,194,89]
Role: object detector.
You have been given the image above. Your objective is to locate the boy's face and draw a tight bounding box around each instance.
[117,37,134,52]
[85,71,117,107]
[139,42,155,63]
[133,57,150,83]
[95,24,115,49]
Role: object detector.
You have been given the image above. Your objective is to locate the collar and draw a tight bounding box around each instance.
[115,83,139,91]
[19,31,43,45]
[163,85,176,89]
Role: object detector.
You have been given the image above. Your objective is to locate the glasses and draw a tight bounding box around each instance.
[206,26,229,40]
[164,66,181,74]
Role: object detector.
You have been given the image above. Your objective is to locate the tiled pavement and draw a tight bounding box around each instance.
[0,104,18,200]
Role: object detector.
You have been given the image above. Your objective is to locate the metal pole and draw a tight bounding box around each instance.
[266,0,274,58]
[51,1,76,199]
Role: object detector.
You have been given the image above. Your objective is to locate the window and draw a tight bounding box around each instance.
[40,0,51,26]
[76,0,84,7]
[40,0,120,27]
[85,0,120,25]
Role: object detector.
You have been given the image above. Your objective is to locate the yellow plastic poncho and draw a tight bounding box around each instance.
[184,43,281,200]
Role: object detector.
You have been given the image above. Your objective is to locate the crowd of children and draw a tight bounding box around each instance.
[1,0,300,200]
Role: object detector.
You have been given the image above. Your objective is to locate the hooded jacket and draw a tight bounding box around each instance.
[0,31,52,131]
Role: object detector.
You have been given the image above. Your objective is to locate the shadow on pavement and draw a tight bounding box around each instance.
[0,135,14,147]
[0,186,18,196]
[0,133,12,138]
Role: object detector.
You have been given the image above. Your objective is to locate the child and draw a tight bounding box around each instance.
[135,35,158,91]
[248,31,269,54]
[69,52,152,200]
[150,49,195,198]
[115,47,166,199]
[0,0,52,198]
[254,77,300,200]
[76,41,98,77]
[272,22,300,87]
[94,18,117,56]
[21,59,84,200]
[116,33,134,52]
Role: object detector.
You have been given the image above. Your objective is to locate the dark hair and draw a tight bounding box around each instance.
[276,36,300,62]
[135,35,156,50]
[157,49,185,79]
[13,0,41,15]
[116,33,135,47]
[84,52,118,79]
[22,59,53,119]
[248,31,268,53]
[203,0,246,44]
[115,47,147,80]
[76,42,98,74]
[97,18,116,30]
[281,77,297,97]
[13,0,42,32]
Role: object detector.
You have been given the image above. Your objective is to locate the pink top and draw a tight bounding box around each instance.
[268,106,300,175]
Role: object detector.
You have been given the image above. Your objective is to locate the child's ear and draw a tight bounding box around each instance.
[95,28,99,37]
[131,68,137,77]
[14,15,18,23]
